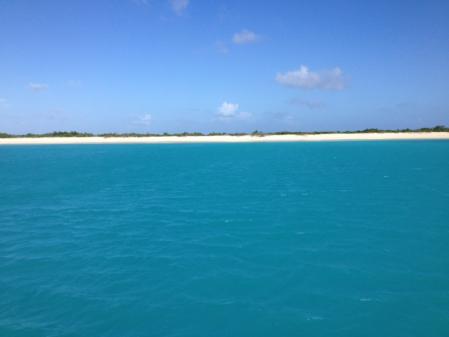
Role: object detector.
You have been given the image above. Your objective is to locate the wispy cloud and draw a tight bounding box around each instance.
[289,98,324,110]
[273,111,296,123]
[28,82,49,92]
[215,40,229,54]
[215,29,259,54]
[217,101,251,120]
[0,98,9,109]
[67,80,82,88]
[135,114,152,126]
[132,0,149,5]
[233,29,259,45]
[170,0,189,15]
[276,65,346,90]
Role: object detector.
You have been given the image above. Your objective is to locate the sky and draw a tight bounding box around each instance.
[1,0,449,134]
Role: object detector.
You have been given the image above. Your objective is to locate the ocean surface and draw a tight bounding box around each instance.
[1,141,449,337]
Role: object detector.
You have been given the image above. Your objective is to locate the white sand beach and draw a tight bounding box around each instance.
[1,132,449,145]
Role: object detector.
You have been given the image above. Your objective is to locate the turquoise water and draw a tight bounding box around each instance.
[1,141,449,337]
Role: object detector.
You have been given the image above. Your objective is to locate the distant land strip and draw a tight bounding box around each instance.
[1,126,449,145]
[1,125,448,138]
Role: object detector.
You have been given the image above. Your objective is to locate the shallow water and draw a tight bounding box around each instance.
[1,141,449,337]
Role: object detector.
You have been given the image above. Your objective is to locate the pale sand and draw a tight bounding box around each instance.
[1,132,449,145]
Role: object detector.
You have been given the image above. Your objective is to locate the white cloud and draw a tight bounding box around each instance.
[135,114,152,126]
[217,101,251,120]
[28,82,48,92]
[170,0,189,15]
[233,29,259,45]
[276,65,345,90]
[218,101,239,117]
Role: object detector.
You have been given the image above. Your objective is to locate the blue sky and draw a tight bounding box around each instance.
[1,0,448,133]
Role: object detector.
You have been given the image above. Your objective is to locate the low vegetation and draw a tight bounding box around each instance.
[0,126,448,138]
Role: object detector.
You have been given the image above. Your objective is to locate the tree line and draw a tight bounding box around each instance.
[0,125,448,138]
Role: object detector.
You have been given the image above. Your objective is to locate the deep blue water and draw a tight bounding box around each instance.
[1,141,449,337]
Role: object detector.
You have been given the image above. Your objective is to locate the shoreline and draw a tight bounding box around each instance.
[1,132,449,145]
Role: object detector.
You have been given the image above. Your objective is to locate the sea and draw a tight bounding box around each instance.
[1,141,449,337]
